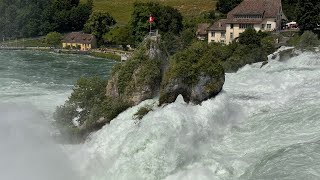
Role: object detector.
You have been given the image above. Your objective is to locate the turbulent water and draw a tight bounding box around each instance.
[1,50,320,180]
[0,50,115,180]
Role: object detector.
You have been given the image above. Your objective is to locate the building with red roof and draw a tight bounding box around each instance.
[208,0,287,44]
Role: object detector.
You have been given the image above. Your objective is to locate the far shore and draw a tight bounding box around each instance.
[0,46,131,61]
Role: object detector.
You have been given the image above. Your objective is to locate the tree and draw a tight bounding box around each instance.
[45,32,62,47]
[282,0,299,21]
[84,11,116,45]
[298,31,320,49]
[103,25,134,49]
[130,2,183,43]
[238,28,261,46]
[296,0,320,36]
[0,0,91,38]
[216,0,243,14]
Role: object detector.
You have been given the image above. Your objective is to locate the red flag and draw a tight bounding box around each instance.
[149,16,154,23]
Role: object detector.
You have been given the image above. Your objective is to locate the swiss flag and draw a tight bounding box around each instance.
[149,16,154,23]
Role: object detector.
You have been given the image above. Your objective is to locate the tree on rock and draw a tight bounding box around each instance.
[131,2,183,43]
[159,42,225,105]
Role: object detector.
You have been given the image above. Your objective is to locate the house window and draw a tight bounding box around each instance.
[221,32,226,38]
[240,24,254,29]
[211,32,215,37]
[267,24,271,29]
[230,32,233,39]
[230,24,234,29]
[261,24,265,29]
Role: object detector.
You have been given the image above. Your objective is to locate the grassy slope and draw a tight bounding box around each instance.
[81,0,216,24]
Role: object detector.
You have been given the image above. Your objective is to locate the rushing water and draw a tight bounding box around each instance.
[0,50,115,180]
[1,50,320,180]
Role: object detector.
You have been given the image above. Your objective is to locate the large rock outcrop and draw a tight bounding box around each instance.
[106,38,168,105]
[160,74,225,105]
[159,42,225,105]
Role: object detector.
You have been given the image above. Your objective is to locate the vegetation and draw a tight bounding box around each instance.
[0,0,92,38]
[53,76,132,141]
[113,42,162,95]
[282,0,299,21]
[103,25,134,49]
[45,32,63,47]
[130,2,183,44]
[296,0,320,36]
[216,0,242,14]
[134,105,153,120]
[80,0,216,25]
[84,11,117,45]
[163,41,224,86]
[297,31,320,50]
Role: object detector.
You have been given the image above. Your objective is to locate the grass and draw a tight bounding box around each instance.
[0,37,50,47]
[81,0,216,24]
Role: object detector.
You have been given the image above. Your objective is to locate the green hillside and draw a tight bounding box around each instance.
[80,0,216,24]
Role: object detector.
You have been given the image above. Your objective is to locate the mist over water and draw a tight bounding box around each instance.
[0,103,80,180]
[0,50,115,180]
[1,50,320,180]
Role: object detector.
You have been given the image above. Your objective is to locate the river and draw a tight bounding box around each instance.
[1,50,320,180]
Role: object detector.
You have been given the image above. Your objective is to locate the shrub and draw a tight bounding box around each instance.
[298,31,320,50]
[134,105,153,120]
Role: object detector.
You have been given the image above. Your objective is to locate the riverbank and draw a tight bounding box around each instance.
[0,46,124,61]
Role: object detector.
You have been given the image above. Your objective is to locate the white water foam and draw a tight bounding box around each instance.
[69,51,320,180]
[0,103,80,180]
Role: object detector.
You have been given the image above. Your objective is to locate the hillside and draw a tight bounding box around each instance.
[80,0,216,24]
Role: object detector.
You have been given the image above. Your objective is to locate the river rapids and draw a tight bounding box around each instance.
[0,50,320,180]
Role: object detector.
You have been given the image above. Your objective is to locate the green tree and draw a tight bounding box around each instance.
[45,32,62,47]
[130,2,183,43]
[298,31,320,49]
[103,25,134,49]
[282,0,299,21]
[296,0,320,36]
[238,28,261,46]
[84,11,116,45]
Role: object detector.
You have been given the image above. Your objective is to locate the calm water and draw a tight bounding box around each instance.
[0,50,116,119]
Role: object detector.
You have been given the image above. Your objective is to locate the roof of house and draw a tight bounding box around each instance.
[63,32,96,44]
[196,23,210,35]
[208,19,227,31]
[227,0,282,23]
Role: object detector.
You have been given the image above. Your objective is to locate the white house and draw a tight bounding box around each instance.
[208,0,287,44]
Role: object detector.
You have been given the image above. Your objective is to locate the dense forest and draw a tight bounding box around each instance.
[0,0,92,39]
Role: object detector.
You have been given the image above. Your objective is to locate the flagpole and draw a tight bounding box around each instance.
[149,14,151,35]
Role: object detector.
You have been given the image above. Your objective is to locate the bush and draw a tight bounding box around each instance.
[54,76,133,141]
[134,105,153,120]
[163,41,224,86]
[298,31,320,50]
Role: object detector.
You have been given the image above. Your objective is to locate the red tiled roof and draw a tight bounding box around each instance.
[208,19,227,31]
[196,23,210,35]
[227,0,282,23]
[63,32,96,44]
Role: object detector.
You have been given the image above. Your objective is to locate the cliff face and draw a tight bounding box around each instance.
[54,38,225,142]
[106,38,168,105]
[106,40,225,107]
[159,42,225,105]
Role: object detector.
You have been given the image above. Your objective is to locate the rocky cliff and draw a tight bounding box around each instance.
[106,38,168,105]
[159,42,225,105]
